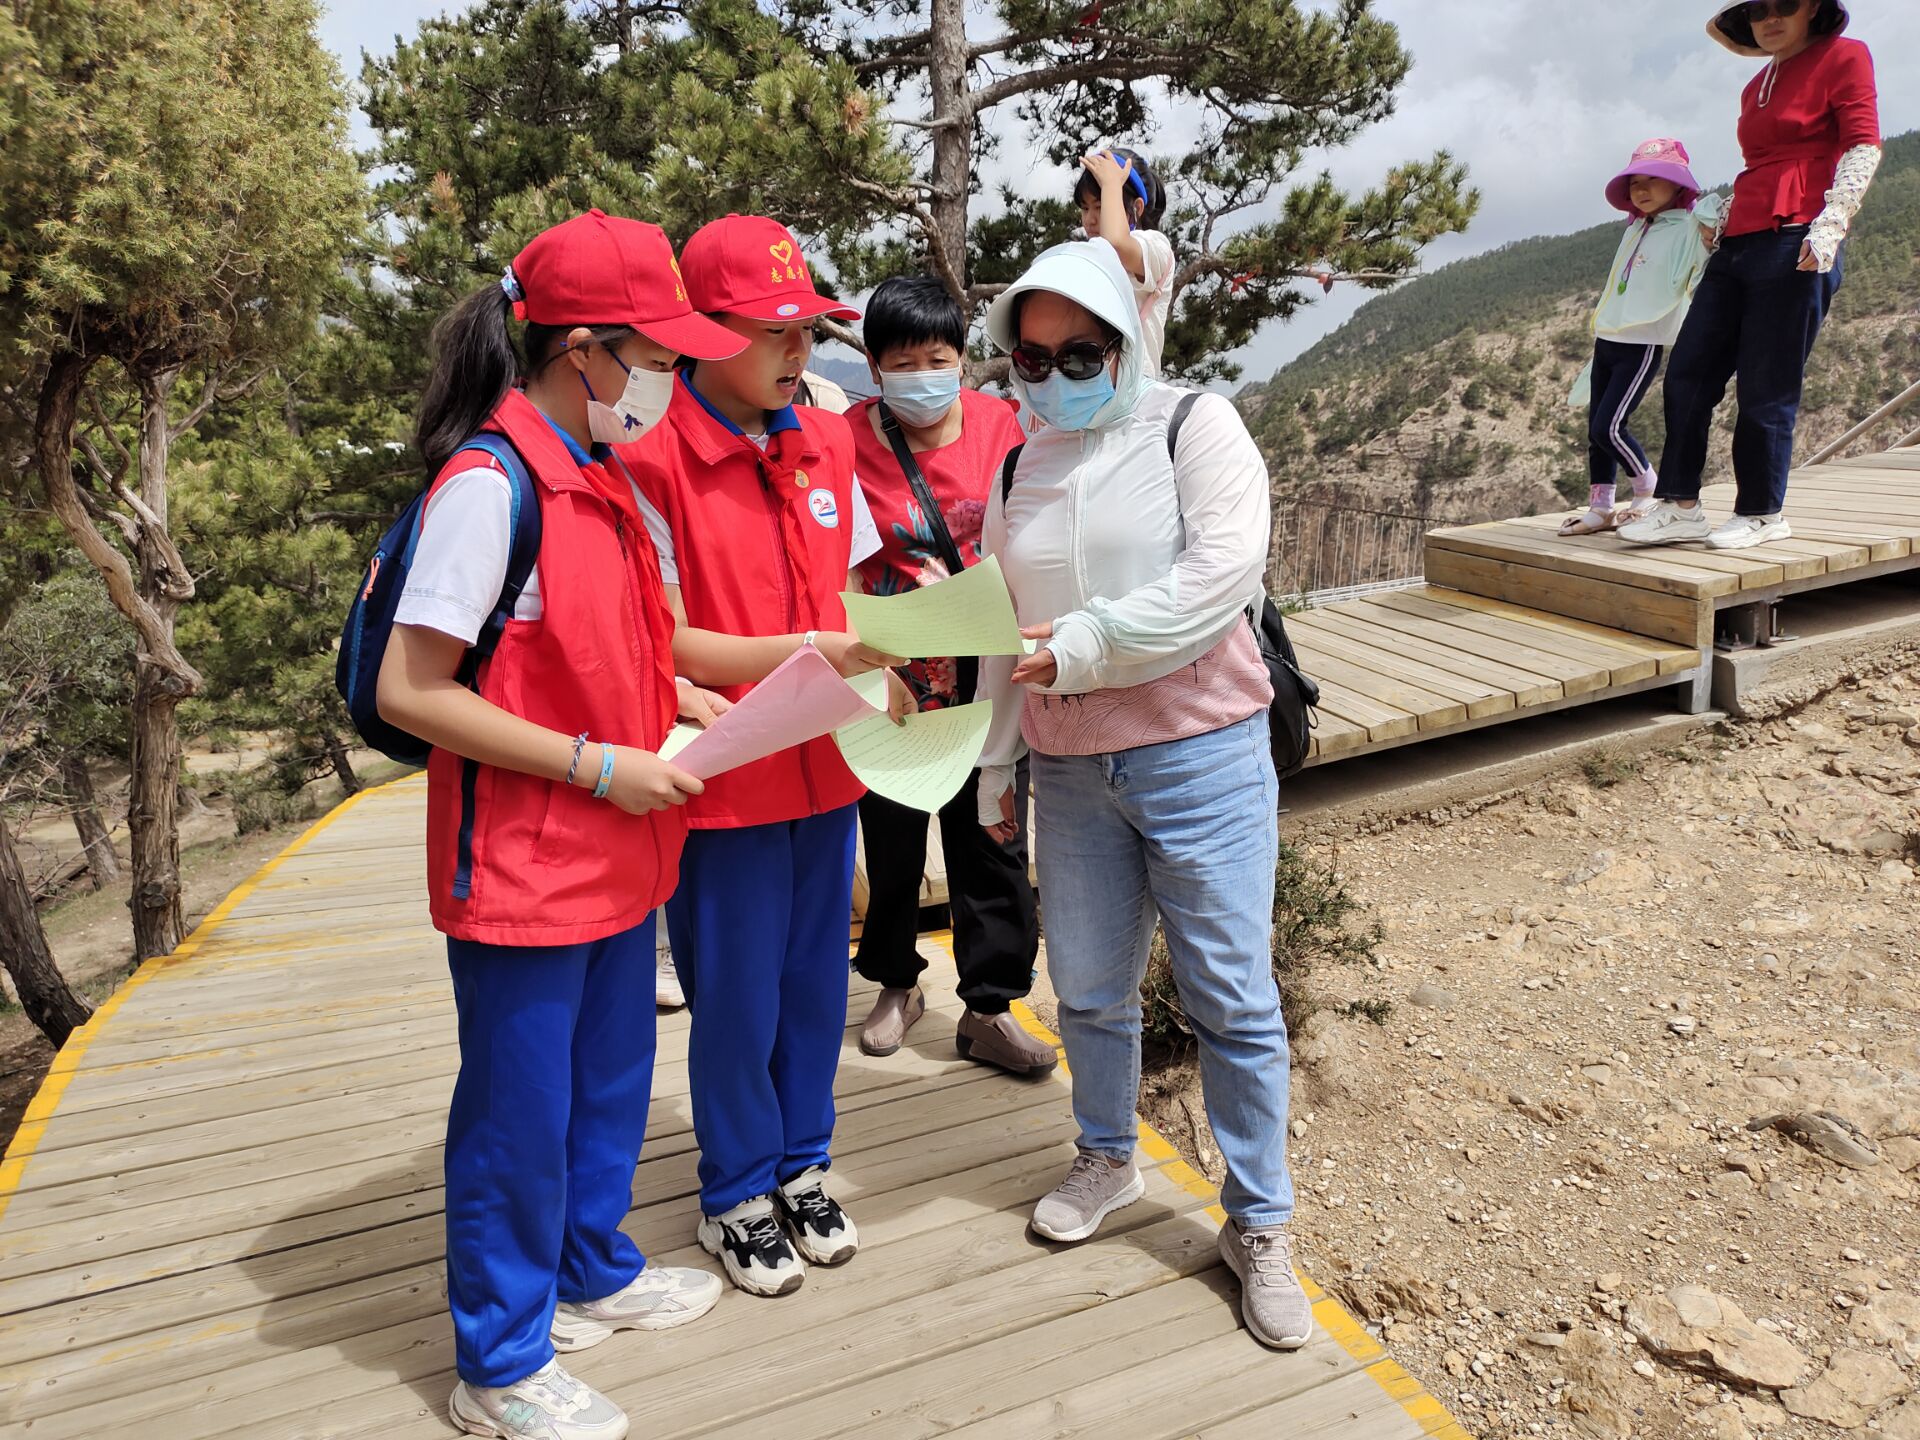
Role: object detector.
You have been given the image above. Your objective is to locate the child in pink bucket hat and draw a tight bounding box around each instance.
[1561,138,1726,536]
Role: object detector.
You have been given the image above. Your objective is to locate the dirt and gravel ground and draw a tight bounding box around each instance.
[1125,654,1920,1439]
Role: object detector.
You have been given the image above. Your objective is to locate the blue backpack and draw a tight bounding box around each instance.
[335,434,543,766]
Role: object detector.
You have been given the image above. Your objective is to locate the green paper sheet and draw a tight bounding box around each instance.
[841,555,1037,659]
[834,701,995,814]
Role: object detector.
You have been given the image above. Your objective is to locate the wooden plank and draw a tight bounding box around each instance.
[1409,587,1698,676]
[1341,598,1615,694]
[1293,607,1561,707]
[1289,626,1514,720]
[1277,647,1468,732]
[1423,547,1710,649]
[933,1324,1362,1439]
[1426,521,1736,596]
[1501,512,1818,585]
[1307,678,1421,743]
[1305,708,1371,761]
[1191,1365,1430,1439]
[1366,591,1659,686]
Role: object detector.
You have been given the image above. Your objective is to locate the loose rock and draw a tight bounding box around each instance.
[1624,1285,1812,1391]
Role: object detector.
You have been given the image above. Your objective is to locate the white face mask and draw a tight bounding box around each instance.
[584,360,676,445]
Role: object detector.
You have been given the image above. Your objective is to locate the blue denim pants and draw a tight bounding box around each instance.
[1656,225,1844,517]
[1032,713,1295,1227]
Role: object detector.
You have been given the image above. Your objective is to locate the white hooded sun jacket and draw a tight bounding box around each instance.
[974,239,1272,823]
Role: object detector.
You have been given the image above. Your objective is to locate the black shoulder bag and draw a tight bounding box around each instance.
[996,394,1319,782]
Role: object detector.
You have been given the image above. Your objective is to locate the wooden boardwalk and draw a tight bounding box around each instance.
[1302,450,1920,763]
[0,777,1463,1440]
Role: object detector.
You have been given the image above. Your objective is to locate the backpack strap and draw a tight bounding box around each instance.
[447,434,543,683]
[878,402,968,579]
[998,443,1025,506]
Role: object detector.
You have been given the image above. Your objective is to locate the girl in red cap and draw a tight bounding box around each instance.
[618,213,906,1299]
[375,210,745,1440]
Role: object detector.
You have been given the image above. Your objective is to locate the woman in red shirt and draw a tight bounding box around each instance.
[844,276,1050,1077]
[1619,0,1880,552]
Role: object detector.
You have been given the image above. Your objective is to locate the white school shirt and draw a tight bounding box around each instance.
[401,437,880,643]
[973,383,1272,817]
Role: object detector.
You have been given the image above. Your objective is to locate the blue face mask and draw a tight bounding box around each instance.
[879,367,961,428]
[1025,368,1116,432]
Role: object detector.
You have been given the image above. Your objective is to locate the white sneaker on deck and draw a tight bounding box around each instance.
[655,951,685,1010]
[550,1264,722,1352]
[450,1360,627,1440]
[1617,500,1711,546]
[697,1195,805,1297]
[773,1166,859,1265]
[1706,513,1792,550]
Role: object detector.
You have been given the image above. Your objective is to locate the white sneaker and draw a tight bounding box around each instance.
[1031,1151,1146,1243]
[550,1264,722,1352]
[450,1360,627,1440]
[1706,513,1791,550]
[697,1196,805,1297]
[655,951,684,1010]
[773,1166,859,1265]
[1617,500,1711,546]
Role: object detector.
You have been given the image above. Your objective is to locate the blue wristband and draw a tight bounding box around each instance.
[592,744,615,800]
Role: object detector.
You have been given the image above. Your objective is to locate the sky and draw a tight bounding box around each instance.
[316,0,1920,384]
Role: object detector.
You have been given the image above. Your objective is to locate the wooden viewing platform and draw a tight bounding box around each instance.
[1298,448,1920,764]
[0,776,1463,1440]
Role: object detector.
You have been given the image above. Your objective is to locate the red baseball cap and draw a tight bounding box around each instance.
[506,210,746,360]
[679,214,861,323]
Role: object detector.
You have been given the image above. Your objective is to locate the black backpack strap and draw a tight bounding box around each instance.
[1166,390,1200,462]
[998,443,1025,506]
[878,402,968,578]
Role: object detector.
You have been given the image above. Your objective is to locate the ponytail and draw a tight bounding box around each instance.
[416,285,521,479]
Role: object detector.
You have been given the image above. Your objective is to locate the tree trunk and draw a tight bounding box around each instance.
[59,754,120,890]
[926,0,973,298]
[0,815,93,1048]
[323,729,362,796]
[127,366,190,962]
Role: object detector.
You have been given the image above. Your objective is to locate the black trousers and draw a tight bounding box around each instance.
[1587,337,1663,489]
[854,758,1039,1014]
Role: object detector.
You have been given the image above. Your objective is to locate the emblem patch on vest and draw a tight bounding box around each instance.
[807,488,840,528]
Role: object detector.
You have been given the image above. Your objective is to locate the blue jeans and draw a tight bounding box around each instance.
[1032,713,1295,1227]
[1657,225,1844,517]
[666,805,857,1216]
[444,918,657,1387]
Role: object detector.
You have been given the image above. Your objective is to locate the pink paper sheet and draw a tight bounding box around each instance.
[667,645,885,781]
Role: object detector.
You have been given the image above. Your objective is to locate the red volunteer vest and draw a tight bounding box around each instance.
[424,389,685,944]
[619,377,865,830]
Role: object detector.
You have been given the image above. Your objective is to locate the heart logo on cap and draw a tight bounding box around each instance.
[769,240,795,266]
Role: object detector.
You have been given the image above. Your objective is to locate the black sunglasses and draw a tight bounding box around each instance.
[1740,0,1803,22]
[1009,337,1121,384]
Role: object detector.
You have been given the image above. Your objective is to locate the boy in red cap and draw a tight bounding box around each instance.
[375,210,741,1440]
[618,215,905,1298]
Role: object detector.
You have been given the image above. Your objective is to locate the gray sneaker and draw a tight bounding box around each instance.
[1030,1150,1145,1243]
[450,1360,628,1440]
[1218,1219,1314,1350]
[550,1263,722,1351]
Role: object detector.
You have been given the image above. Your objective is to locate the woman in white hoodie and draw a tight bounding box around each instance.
[975,239,1310,1352]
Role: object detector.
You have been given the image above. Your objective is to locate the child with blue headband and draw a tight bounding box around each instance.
[1077,148,1174,377]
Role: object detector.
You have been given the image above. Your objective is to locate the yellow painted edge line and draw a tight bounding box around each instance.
[1000,989,1474,1440]
[0,772,424,1224]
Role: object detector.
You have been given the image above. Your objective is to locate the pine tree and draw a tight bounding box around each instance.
[1,0,367,961]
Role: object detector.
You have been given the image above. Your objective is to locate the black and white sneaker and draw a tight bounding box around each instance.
[773,1166,859,1266]
[697,1196,804,1297]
